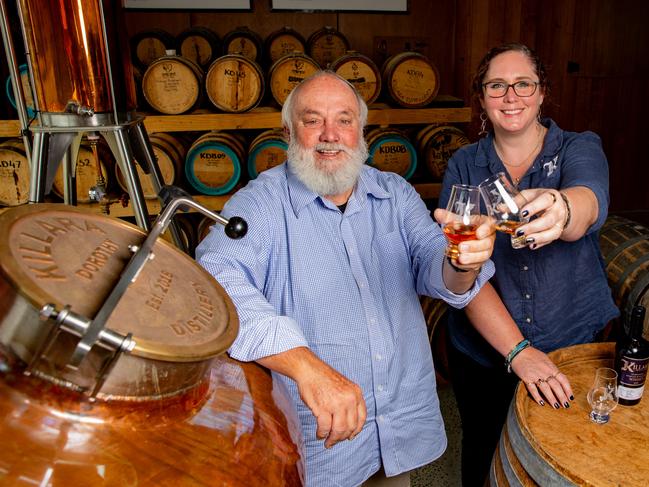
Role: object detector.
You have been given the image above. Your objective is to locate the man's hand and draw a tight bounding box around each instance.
[257,347,366,449]
[434,209,495,270]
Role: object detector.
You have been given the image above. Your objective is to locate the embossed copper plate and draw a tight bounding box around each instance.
[0,204,238,362]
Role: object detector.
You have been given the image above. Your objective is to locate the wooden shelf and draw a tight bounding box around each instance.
[1,106,470,137]
[1,184,440,217]
[141,106,471,133]
[0,120,21,138]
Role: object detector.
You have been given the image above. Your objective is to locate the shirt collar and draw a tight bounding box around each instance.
[286,165,391,217]
[474,118,564,169]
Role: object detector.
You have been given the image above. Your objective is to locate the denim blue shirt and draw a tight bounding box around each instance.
[196,163,494,486]
[439,118,619,367]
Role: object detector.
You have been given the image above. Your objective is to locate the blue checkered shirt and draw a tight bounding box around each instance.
[196,163,494,486]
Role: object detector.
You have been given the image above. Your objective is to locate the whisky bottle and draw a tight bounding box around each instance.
[615,305,649,406]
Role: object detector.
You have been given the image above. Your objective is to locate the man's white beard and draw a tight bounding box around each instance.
[287,138,369,197]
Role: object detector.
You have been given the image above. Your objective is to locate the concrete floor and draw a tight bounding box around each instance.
[410,383,462,487]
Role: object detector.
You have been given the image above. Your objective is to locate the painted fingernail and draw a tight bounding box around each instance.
[569,395,574,401]
[539,400,545,406]
[521,210,529,217]
[530,243,537,250]
[564,402,570,408]
[516,229,525,237]
[525,237,535,244]
[554,402,560,409]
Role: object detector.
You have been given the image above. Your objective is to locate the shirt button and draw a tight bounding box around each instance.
[369,318,376,324]
[375,354,382,361]
[525,294,531,299]
[523,266,529,271]
[359,282,365,288]
[526,317,531,323]
[378,415,385,422]
[377,385,384,392]
[349,248,355,255]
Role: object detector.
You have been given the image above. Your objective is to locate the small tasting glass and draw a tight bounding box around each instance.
[442,184,482,259]
[587,367,619,424]
[479,172,530,249]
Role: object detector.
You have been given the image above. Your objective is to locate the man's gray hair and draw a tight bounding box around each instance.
[281,70,369,134]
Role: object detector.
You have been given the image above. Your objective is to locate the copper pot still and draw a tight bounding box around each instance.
[18,0,136,114]
[0,205,305,486]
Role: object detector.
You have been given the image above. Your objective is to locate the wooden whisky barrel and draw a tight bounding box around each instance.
[0,139,30,206]
[197,215,215,244]
[264,27,306,65]
[420,296,450,385]
[306,26,350,68]
[268,52,320,106]
[365,127,417,179]
[382,51,440,108]
[416,124,470,180]
[176,26,221,70]
[115,132,188,199]
[222,26,264,63]
[185,131,245,195]
[52,140,113,203]
[599,215,649,336]
[5,63,36,118]
[205,54,265,113]
[247,129,287,179]
[131,29,176,69]
[157,214,196,254]
[330,51,382,105]
[142,54,204,115]
[0,204,304,486]
[490,342,649,487]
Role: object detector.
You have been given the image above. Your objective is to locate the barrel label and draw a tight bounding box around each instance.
[0,160,22,168]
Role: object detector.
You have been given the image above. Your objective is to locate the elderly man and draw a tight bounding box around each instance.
[196,71,495,487]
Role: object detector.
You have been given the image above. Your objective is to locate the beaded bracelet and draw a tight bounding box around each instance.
[505,338,531,373]
[559,192,572,230]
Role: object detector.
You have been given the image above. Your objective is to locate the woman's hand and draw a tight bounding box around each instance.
[516,188,567,249]
[511,346,574,409]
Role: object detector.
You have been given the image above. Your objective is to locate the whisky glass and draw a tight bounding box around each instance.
[442,184,481,259]
[478,172,530,249]
[587,367,619,424]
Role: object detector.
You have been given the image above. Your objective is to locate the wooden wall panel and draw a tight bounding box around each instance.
[454,0,649,218]
[3,1,644,215]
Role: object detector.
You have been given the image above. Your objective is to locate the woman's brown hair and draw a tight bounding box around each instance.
[471,43,549,101]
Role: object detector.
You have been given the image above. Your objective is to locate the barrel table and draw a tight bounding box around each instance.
[491,342,649,486]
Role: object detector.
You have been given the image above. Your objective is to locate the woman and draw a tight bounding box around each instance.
[439,43,619,487]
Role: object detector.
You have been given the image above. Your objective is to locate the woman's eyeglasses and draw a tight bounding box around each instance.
[482,80,539,98]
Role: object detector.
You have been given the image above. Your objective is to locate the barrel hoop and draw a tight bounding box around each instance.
[603,232,649,265]
[624,271,649,321]
[507,404,576,486]
[491,440,510,487]
[185,143,241,196]
[611,252,649,300]
[247,139,287,179]
[5,64,36,118]
[367,135,417,180]
[498,425,526,487]
[600,217,634,234]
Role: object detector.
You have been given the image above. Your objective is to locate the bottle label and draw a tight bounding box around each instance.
[618,383,645,400]
[619,355,649,387]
